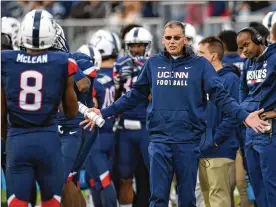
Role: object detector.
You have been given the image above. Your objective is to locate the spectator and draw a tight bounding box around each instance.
[208,1,229,17]
[109,2,143,25]
[1,1,25,19]
[141,1,159,17]
[242,1,270,12]
[69,1,110,18]
[185,3,205,31]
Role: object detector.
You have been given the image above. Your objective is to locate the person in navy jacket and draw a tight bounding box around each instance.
[82,21,270,207]
[197,36,240,207]
[237,27,276,207]
[218,29,245,73]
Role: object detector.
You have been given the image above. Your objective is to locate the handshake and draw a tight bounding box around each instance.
[78,102,104,130]
[77,102,272,135]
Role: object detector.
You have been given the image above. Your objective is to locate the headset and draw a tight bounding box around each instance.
[238,27,264,45]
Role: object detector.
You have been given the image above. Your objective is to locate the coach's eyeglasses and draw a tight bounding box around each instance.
[164,36,184,41]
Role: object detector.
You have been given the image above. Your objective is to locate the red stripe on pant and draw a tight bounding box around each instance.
[41,196,61,207]
[8,196,28,207]
[89,178,96,187]
[100,171,111,188]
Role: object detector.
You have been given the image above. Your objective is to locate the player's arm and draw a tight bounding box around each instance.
[113,63,130,101]
[74,66,91,92]
[62,58,79,119]
[80,60,151,129]
[101,60,151,118]
[62,75,78,119]
[76,77,91,93]
[1,88,7,140]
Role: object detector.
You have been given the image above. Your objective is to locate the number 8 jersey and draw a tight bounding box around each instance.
[1,50,77,129]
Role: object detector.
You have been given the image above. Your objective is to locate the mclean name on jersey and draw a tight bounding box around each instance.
[16,54,48,64]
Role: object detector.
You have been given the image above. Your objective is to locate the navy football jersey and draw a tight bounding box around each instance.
[93,68,115,131]
[113,55,149,122]
[58,52,98,128]
[1,50,77,128]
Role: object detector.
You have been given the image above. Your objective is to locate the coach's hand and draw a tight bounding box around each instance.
[79,108,102,131]
[245,109,271,133]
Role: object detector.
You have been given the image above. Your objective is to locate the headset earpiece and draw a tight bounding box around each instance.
[238,27,264,45]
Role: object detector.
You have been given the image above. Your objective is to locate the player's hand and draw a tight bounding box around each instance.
[79,108,102,131]
[244,109,271,133]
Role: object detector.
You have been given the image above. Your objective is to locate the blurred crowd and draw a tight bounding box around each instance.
[2,1,276,27]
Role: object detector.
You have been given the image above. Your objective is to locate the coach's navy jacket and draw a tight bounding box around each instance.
[200,65,241,160]
[102,47,249,143]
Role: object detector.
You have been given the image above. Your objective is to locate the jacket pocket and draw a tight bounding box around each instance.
[147,109,193,132]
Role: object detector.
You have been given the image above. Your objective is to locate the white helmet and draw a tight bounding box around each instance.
[42,11,69,52]
[262,12,276,31]
[77,44,102,70]
[184,23,196,40]
[89,30,121,59]
[1,17,20,50]
[20,9,57,50]
[182,22,202,52]
[52,23,70,52]
[124,27,152,57]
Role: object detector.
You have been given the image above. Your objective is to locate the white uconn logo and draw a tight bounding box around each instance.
[156,71,188,86]
[246,61,267,85]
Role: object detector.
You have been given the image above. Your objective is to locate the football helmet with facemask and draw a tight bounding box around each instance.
[41,10,69,52]
[124,27,152,58]
[52,23,70,52]
[89,30,121,59]
[183,22,202,52]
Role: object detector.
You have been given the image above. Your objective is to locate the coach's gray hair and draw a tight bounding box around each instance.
[163,20,185,35]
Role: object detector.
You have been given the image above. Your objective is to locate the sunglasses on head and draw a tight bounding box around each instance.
[164,36,184,41]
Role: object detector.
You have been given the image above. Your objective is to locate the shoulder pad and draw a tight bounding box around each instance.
[71,52,91,61]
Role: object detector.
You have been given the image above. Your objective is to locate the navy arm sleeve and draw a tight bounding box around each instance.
[101,60,151,118]
[239,61,249,103]
[74,66,86,82]
[213,74,241,144]
[203,60,249,122]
